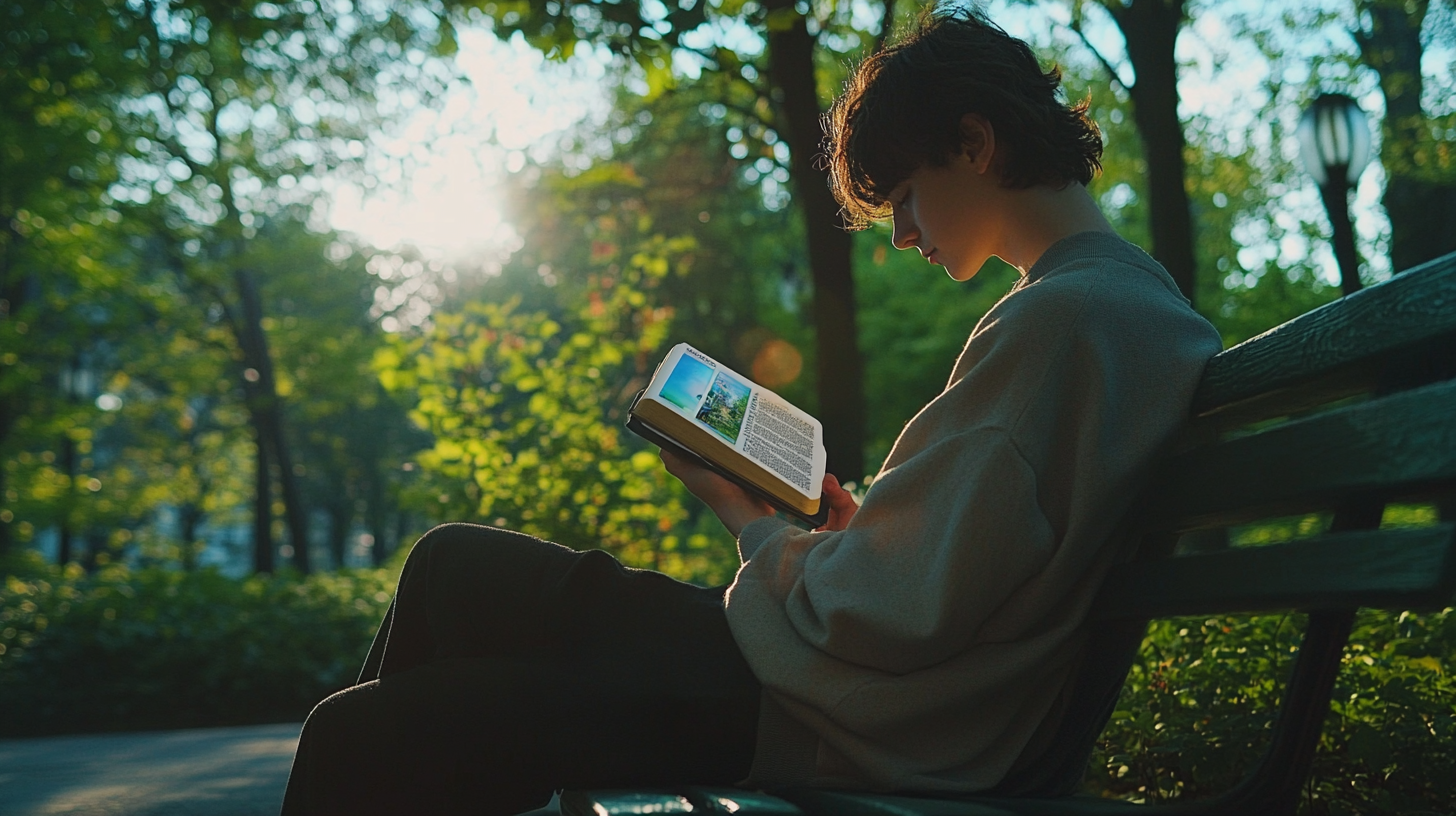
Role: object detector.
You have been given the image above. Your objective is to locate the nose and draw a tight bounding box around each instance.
[891,204,919,251]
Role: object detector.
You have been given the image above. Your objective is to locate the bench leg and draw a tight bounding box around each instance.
[1193,608,1355,816]
[1192,500,1380,816]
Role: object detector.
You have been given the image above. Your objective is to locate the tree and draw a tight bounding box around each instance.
[262,228,428,570]
[484,81,810,405]
[1354,0,1456,272]
[103,0,458,571]
[1066,0,1199,304]
[0,0,146,555]
[472,0,873,479]
[760,0,865,481]
[376,222,739,579]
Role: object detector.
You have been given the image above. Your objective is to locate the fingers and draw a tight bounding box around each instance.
[659,448,699,481]
[822,473,858,510]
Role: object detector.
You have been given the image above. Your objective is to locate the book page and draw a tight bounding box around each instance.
[644,344,824,500]
[739,390,817,494]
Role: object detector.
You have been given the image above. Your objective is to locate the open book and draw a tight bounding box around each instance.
[627,343,828,527]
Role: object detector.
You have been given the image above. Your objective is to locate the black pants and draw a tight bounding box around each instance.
[281,524,761,815]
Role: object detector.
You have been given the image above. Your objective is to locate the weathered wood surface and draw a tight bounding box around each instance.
[1194,252,1456,419]
[1093,525,1456,621]
[1143,378,1456,531]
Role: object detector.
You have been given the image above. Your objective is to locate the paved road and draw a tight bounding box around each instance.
[0,723,301,816]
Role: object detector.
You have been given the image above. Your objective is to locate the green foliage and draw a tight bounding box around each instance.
[853,228,1021,468]
[377,231,738,584]
[1090,613,1306,802]
[487,81,804,389]
[1315,610,1456,814]
[0,0,465,566]
[0,549,397,737]
[1090,609,1456,814]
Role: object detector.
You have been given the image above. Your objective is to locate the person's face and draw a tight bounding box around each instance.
[887,116,1001,281]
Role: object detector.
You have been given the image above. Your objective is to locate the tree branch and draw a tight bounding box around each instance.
[1061,16,1133,93]
[142,2,210,182]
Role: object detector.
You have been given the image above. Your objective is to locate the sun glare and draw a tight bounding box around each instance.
[330,28,610,262]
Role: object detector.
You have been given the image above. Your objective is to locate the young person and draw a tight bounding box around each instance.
[668,7,1223,792]
[282,7,1221,813]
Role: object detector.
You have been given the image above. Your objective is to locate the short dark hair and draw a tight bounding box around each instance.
[825,6,1104,228]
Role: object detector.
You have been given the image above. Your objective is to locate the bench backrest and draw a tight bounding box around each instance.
[996,251,1456,800]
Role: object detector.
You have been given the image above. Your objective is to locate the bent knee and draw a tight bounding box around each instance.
[298,681,383,749]
[409,522,570,567]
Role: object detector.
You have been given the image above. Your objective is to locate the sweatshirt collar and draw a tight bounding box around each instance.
[1024,231,1135,284]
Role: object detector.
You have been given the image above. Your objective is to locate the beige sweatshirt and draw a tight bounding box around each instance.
[723,232,1223,793]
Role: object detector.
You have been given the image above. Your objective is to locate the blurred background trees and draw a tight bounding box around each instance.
[2,0,1454,808]
[6,0,1451,576]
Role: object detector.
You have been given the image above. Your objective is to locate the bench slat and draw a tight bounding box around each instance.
[1143,379,1456,531]
[1092,525,1456,621]
[1194,252,1456,418]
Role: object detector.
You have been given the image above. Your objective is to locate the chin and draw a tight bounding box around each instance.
[944,264,977,283]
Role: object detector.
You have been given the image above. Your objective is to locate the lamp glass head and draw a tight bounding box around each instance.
[1298,93,1372,187]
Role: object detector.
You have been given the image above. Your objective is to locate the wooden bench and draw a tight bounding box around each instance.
[560,251,1456,816]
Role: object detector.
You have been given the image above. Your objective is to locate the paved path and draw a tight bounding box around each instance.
[0,723,301,816]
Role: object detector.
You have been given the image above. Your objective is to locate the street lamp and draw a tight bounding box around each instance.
[1297,93,1372,296]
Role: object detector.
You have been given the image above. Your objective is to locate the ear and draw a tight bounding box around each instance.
[958,113,996,174]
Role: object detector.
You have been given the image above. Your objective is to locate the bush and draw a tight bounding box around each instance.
[1089,610,1456,815]
[0,550,397,737]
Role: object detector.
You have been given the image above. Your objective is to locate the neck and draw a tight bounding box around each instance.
[994,183,1115,274]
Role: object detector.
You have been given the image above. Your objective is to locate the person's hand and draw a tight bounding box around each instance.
[660,448,774,538]
[815,473,860,532]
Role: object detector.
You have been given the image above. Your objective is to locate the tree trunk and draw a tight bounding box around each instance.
[234,267,311,572]
[57,524,74,565]
[0,229,26,557]
[764,0,867,481]
[252,426,274,574]
[1356,0,1456,273]
[178,501,202,570]
[82,529,105,571]
[0,462,9,557]
[367,465,390,566]
[1105,0,1198,305]
[58,435,75,564]
[328,502,350,569]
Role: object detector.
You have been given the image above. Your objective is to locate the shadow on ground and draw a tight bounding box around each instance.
[0,722,301,816]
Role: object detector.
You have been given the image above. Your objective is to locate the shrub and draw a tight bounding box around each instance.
[1089,610,1456,815]
[0,551,396,737]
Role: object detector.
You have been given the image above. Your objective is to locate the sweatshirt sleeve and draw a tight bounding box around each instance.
[725,274,1087,677]
[733,428,1054,676]
[730,427,1054,675]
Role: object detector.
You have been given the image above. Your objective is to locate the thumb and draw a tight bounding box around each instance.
[822,474,853,506]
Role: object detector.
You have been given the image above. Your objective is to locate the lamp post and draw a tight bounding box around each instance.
[1297,93,1373,296]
